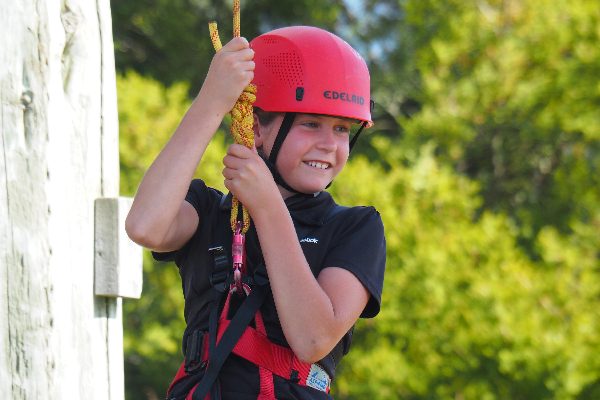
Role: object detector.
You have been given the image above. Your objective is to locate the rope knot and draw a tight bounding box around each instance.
[230,84,257,148]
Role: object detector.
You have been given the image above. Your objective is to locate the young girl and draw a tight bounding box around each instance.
[126,26,386,400]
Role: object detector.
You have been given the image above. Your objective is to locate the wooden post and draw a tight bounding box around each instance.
[0,0,142,399]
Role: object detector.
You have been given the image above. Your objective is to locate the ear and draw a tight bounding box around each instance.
[253,112,264,148]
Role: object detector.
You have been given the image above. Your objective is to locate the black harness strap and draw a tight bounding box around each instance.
[260,112,300,194]
[184,193,232,325]
[189,191,268,400]
[192,282,270,400]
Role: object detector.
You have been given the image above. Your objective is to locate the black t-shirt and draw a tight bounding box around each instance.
[154,179,386,400]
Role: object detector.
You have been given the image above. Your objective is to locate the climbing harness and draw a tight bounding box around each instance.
[208,0,256,297]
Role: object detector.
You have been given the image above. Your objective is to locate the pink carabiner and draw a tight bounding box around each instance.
[232,221,246,297]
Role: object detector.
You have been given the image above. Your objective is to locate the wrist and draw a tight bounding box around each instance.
[249,192,288,228]
[191,91,230,123]
[196,84,236,121]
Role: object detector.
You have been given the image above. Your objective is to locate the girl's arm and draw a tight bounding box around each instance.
[222,144,370,364]
[126,38,255,252]
[253,196,370,364]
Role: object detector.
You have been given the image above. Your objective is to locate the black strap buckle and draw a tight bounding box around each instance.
[209,246,229,269]
[209,268,229,292]
[290,369,300,383]
[209,246,230,292]
[185,330,207,374]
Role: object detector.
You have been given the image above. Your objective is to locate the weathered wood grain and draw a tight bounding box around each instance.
[1,0,138,399]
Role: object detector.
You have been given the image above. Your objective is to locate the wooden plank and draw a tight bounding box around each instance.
[94,197,143,299]
[0,77,13,400]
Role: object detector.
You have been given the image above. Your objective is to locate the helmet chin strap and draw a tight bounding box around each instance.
[267,112,297,167]
[259,153,301,195]
[260,112,301,194]
[260,112,368,195]
[349,121,368,152]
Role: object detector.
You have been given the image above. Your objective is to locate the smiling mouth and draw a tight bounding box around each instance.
[306,161,331,170]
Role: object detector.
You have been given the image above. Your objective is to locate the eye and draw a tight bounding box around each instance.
[301,121,319,129]
[334,125,351,134]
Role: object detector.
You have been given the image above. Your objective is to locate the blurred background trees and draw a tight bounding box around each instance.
[113,0,600,398]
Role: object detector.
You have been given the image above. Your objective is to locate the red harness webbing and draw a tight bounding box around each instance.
[217,320,312,384]
[167,288,330,399]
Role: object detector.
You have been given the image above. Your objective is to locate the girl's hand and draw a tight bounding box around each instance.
[222,144,280,213]
[199,37,255,117]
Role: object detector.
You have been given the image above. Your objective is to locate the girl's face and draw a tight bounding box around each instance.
[256,113,352,198]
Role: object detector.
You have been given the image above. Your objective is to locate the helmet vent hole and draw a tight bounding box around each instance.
[263,51,304,87]
[263,38,280,45]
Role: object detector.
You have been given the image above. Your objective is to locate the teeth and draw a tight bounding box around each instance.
[308,161,330,169]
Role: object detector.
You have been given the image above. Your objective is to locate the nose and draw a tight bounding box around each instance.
[316,129,337,152]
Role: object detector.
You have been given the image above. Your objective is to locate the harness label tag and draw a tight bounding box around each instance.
[306,364,331,392]
[300,237,318,244]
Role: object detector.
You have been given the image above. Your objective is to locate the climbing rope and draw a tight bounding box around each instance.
[209,0,257,235]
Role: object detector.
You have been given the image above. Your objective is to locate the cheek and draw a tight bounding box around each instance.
[257,118,285,159]
[277,132,307,161]
[273,140,302,172]
[336,155,348,173]
[336,139,350,164]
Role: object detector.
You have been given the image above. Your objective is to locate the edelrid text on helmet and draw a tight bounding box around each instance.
[323,91,366,105]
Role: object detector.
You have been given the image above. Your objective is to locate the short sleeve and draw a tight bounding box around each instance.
[323,207,386,318]
[151,179,223,264]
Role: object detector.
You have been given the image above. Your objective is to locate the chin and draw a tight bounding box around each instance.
[287,172,336,194]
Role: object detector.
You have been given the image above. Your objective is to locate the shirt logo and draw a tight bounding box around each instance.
[300,238,318,244]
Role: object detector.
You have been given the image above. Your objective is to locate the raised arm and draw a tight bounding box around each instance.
[125,37,255,252]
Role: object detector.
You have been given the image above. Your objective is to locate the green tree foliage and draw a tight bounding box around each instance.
[357,0,600,252]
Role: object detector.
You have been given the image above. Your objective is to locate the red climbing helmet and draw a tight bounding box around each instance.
[250,26,373,128]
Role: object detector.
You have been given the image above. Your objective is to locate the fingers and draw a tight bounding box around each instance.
[226,143,253,157]
[223,36,250,51]
[227,36,249,49]
[223,144,252,170]
[216,52,254,80]
[200,39,256,115]
[222,144,265,177]
[222,49,255,70]
[222,143,280,212]
[224,38,255,81]
[221,37,255,65]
